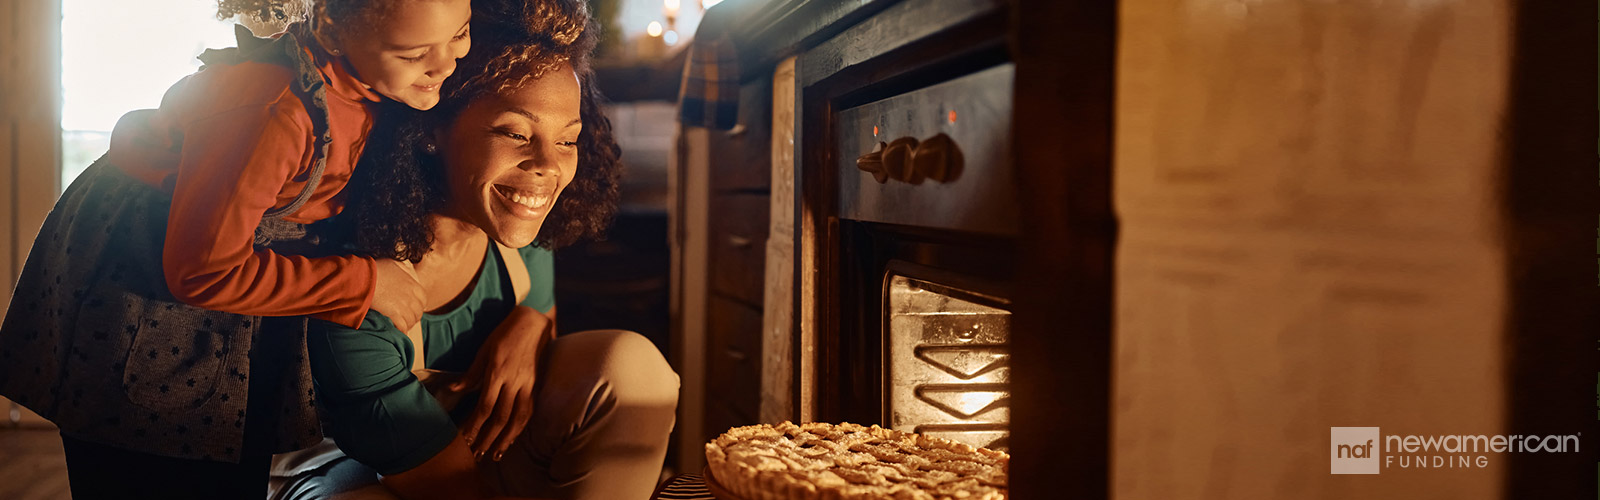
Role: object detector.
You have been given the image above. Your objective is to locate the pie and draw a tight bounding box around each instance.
[704,421,1008,500]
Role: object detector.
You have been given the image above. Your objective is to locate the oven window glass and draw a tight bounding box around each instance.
[887,274,1009,451]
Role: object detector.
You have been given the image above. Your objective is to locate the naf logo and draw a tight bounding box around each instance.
[1331,427,1380,474]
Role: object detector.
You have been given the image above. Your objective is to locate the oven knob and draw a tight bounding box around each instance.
[856,141,890,183]
[912,133,962,183]
[883,137,922,183]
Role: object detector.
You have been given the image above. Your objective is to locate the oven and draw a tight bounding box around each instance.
[815,62,1021,452]
[782,1,1116,496]
[694,0,1113,496]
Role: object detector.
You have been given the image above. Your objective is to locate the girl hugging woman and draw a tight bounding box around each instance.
[272,1,680,499]
[1,0,470,497]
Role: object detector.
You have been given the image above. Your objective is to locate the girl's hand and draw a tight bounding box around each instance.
[371,259,426,333]
[452,306,553,461]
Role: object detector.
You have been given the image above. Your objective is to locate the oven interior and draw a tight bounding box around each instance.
[820,220,1016,451]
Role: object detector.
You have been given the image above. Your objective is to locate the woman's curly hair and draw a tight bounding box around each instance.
[335,0,622,260]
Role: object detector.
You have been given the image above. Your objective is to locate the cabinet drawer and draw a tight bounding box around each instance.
[709,78,773,192]
[708,193,769,305]
[706,295,762,417]
[705,399,757,440]
[834,64,1017,235]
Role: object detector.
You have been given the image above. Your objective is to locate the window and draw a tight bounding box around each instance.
[60,0,238,191]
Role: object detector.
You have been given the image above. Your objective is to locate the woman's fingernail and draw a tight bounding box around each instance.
[493,451,503,461]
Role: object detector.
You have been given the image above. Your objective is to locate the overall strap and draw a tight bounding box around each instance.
[201,24,336,245]
[406,243,533,374]
[406,323,427,373]
[495,243,532,306]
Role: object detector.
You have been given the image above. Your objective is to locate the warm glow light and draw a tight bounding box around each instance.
[948,110,957,123]
[646,21,663,37]
[951,391,1008,416]
[61,0,237,191]
[873,125,879,136]
[664,0,680,12]
[663,30,680,45]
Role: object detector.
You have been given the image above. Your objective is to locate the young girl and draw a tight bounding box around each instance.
[0,0,470,497]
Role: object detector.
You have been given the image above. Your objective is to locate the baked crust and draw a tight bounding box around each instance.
[704,422,1008,500]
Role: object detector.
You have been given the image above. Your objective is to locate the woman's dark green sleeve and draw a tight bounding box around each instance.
[306,313,457,475]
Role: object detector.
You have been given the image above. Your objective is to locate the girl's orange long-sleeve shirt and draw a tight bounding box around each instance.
[107,45,382,328]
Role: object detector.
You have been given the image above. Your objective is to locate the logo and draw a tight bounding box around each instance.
[1331,427,1380,474]
[1330,426,1580,474]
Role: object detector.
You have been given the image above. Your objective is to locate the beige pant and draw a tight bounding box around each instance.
[271,330,680,500]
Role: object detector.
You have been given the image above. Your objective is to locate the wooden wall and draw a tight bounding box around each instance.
[1,0,63,325]
[1112,0,1591,497]
[2,0,63,427]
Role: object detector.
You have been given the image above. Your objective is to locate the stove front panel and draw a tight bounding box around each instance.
[833,63,1018,236]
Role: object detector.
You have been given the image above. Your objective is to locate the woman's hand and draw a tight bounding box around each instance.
[371,259,426,332]
[452,305,554,461]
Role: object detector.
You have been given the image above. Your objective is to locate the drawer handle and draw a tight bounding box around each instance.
[855,133,963,184]
[724,349,747,361]
[726,235,753,248]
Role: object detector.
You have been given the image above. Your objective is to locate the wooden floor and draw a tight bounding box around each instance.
[0,427,71,500]
[0,418,677,500]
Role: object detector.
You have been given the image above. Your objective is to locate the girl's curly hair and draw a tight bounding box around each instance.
[216,0,307,23]
[335,0,621,260]
[218,0,397,38]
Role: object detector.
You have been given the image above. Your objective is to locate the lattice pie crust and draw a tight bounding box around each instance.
[704,422,1008,500]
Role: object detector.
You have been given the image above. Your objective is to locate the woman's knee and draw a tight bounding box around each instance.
[557,330,678,407]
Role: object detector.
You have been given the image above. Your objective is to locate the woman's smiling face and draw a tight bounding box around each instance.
[438,62,583,247]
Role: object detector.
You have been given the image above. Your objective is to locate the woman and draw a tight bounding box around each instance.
[272,2,679,499]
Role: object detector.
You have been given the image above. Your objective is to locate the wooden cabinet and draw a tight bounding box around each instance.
[704,295,763,434]
[700,77,775,442]
[708,80,773,193]
[707,194,769,305]
[672,71,776,470]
